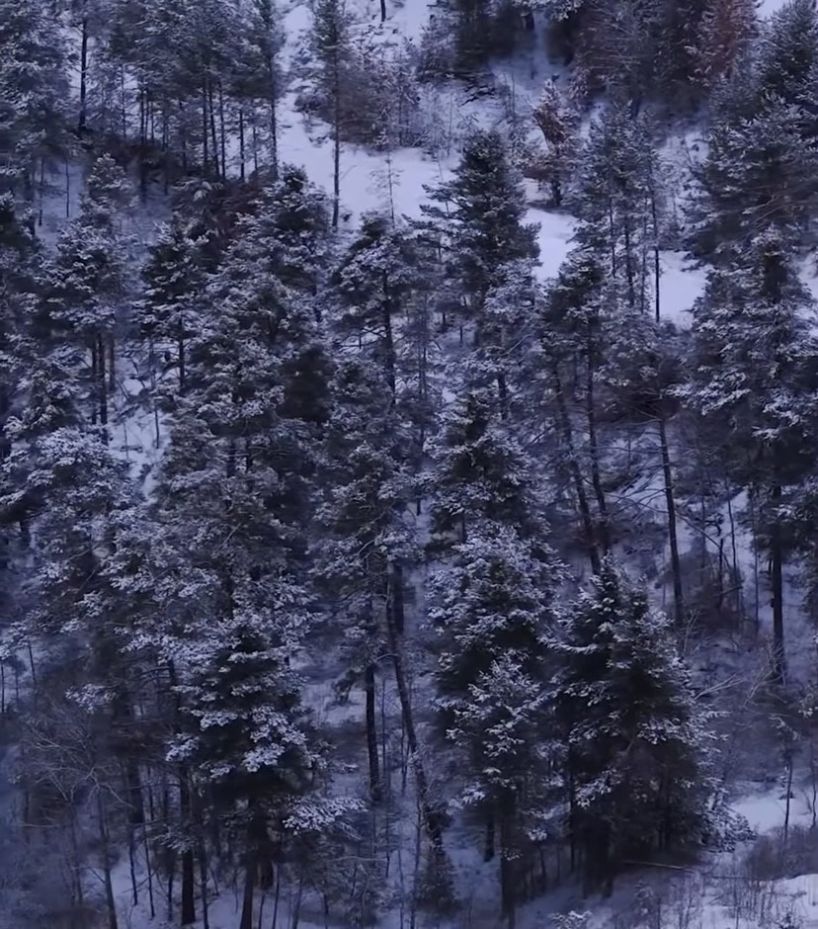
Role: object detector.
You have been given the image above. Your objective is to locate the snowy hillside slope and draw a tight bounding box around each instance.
[8,1,818,928]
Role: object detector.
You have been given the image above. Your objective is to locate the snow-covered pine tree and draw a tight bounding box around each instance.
[689,231,818,680]
[169,594,326,929]
[139,185,335,923]
[428,384,546,548]
[570,106,662,315]
[307,0,355,227]
[332,212,418,402]
[48,155,134,432]
[317,346,450,868]
[447,655,552,925]
[0,0,68,207]
[556,559,710,893]
[0,195,39,464]
[141,214,206,396]
[602,313,688,624]
[542,0,585,19]
[260,164,331,299]
[448,0,521,75]
[690,54,818,259]
[0,194,47,651]
[429,522,559,925]
[694,0,757,92]
[757,0,818,104]
[541,244,616,560]
[420,128,539,329]
[653,0,710,106]
[232,0,288,179]
[532,80,578,208]
[317,357,412,803]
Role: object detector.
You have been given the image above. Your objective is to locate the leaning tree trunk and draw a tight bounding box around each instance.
[385,573,444,855]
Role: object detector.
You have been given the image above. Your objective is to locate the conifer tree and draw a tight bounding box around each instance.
[654,0,710,106]
[49,155,134,432]
[332,213,418,400]
[556,560,709,892]
[570,106,661,314]
[429,523,559,925]
[317,358,410,802]
[421,129,538,325]
[308,0,354,227]
[689,232,818,679]
[757,0,818,103]
[429,385,545,547]
[542,246,614,558]
[141,215,206,396]
[318,357,445,858]
[0,196,39,619]
[260,165,331,298]
[233,0,288,179]
[603,314,687,624]
[0,0,68,206]
[691,57,818,258]
[169,599,325,929]
[532,80,577,207]
[694,0,757,92]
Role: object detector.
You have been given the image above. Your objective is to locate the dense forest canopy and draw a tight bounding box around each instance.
[3,1,818,928]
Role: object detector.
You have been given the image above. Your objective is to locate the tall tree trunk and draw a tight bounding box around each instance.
[391,562,405,636]
[771,482,786,682]
[208,81,220,179]
[484,814,495,861]
[497,370,509,419]
[331,58,341,228]
[201,85,209,173]
[178,329,186,394]
[108,336,116,392]
[623,211,636,309]
[239,108,246,182]
[195,794,210,929]
[553,365,600,573]
[97,333,108,438]
[97,793,119,929]
[78,11,89,133]
[180,775,196,925]
[268,82,279,180]
[385,575,444,854]
[585,335,609,552]
[381,277,397,402]
[90,339,98,426]
[499,810,516,929]
[380,0,387,20]
[239,850,255,929]
[218,82,227,179]
[365,660,381,802]
[649,184,661,322]
[658,415,684,625]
